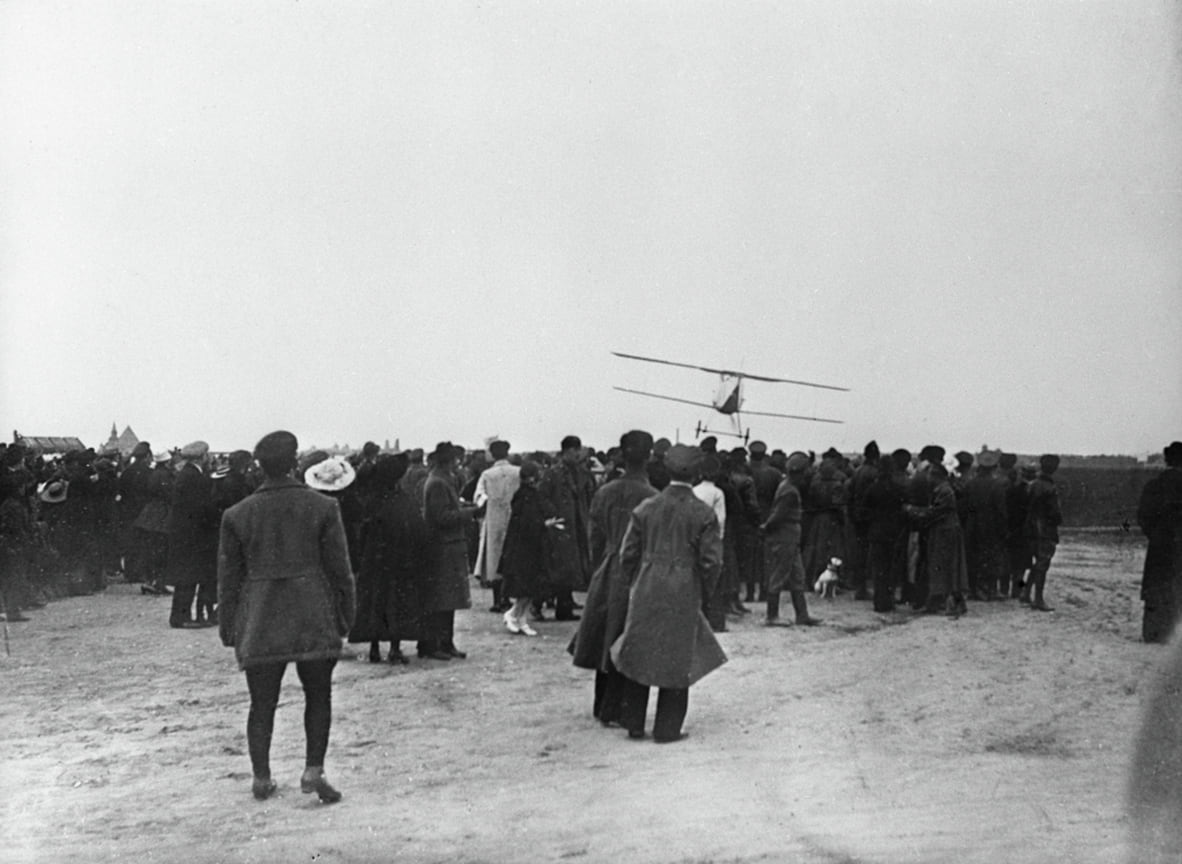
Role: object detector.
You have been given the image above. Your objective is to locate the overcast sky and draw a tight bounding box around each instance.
[2,1,1179,456]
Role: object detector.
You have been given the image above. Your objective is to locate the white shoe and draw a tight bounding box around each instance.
[503,610,521,634]
[518,620,538,637]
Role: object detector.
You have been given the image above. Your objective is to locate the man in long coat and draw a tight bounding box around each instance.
[1022,454,1063,612]
[570,430,657,726]
[167,441,219,628]
[1137,441,1182,643]
[422,442,477,659]
[761,453,822,627]
[963,450,1008,601]
[473,440,520,613]
[538,435,594,620]
[611,444,727,743]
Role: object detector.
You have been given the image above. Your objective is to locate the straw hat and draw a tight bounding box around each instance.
[38,479,68,504]
[305,456,356,492]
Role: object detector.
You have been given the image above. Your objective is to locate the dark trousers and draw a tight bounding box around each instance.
[418,610,456,653]
[170,584,196,625]
[619,675,688,741]
[593,662,627,724]
[867,536,901,612]
[196,580,217,618]
[244,658,336,778]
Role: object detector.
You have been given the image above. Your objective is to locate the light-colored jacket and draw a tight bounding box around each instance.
[474,459,520,580]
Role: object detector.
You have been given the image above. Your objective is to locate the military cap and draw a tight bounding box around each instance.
[786,453,811,474]
[998,452,1017,470]
[431,441,456,463]
[665,444,702,478]
[1039,454,1060,474]
[748,440,768,456]
[919,445,945,464]
[179,440,209,460]
[1164,441,1182,467]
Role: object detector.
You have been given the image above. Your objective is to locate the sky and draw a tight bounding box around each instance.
[2,1,1180,457]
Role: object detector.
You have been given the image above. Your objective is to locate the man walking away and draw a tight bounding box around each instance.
[217,430,356,803]
[611,445,727,743]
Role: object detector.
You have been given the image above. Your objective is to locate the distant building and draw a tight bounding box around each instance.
[102,423,141,457]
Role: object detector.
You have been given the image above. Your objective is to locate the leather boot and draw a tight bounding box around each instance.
[1031,574,1054,612]
[764,592,790,627]
[791,591,822,626]
[1018,583,1032,605]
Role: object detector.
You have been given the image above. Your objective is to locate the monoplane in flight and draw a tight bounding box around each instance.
[612,350,848,444]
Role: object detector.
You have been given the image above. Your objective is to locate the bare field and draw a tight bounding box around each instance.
[0,531,1162,863]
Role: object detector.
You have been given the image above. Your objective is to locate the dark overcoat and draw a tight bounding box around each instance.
[422,469,473,612]
[906,480,970,600]
[349,487,428,643]
[497,484,555,599]
[217,477,356,669]
[1137,467,1182,643]
[763,477,806,594]
[538,460,595,592]
[166,462,218,587]
[570,470,656,671]
[611,484,727,689]
[803,465,847,581]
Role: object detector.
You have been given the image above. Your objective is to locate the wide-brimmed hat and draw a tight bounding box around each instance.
[210,466,231,480]
[153,450,173,464]
[38,479,68,504]
[977,450,999,469]
[305,456,356,492]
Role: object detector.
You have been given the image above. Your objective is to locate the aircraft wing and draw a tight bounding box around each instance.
[611,351,849,392]
[740,408,844,424]
[612,387,718,411]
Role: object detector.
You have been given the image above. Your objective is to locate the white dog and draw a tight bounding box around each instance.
[813,557,843,599]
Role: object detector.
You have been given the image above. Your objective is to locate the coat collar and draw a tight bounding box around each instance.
[256,476,305,492]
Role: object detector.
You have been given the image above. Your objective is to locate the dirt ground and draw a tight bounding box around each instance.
[0,531,1168,864]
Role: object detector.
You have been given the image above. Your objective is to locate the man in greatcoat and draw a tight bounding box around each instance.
[761,453,823,627]
[421,442,478,659]
[611,444,727,743]
[1136,441,1182,643]
[473,440,520,614]
[537,435,595,620]
[748,440,783,603]
[570,430,657,727]
[166,440,219,628]
[963,450,1008,601]
[727,447,760,612]
[1022,454,1062,612]
[118,442,155,585]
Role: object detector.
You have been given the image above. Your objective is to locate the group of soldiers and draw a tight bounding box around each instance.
[0,431,1068,628]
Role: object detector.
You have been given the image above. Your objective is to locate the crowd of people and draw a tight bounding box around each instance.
[4,429,1182,801]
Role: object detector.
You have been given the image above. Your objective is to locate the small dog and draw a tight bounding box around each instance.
[813,557,843,599]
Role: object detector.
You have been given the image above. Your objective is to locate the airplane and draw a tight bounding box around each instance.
[611,351,848,444]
